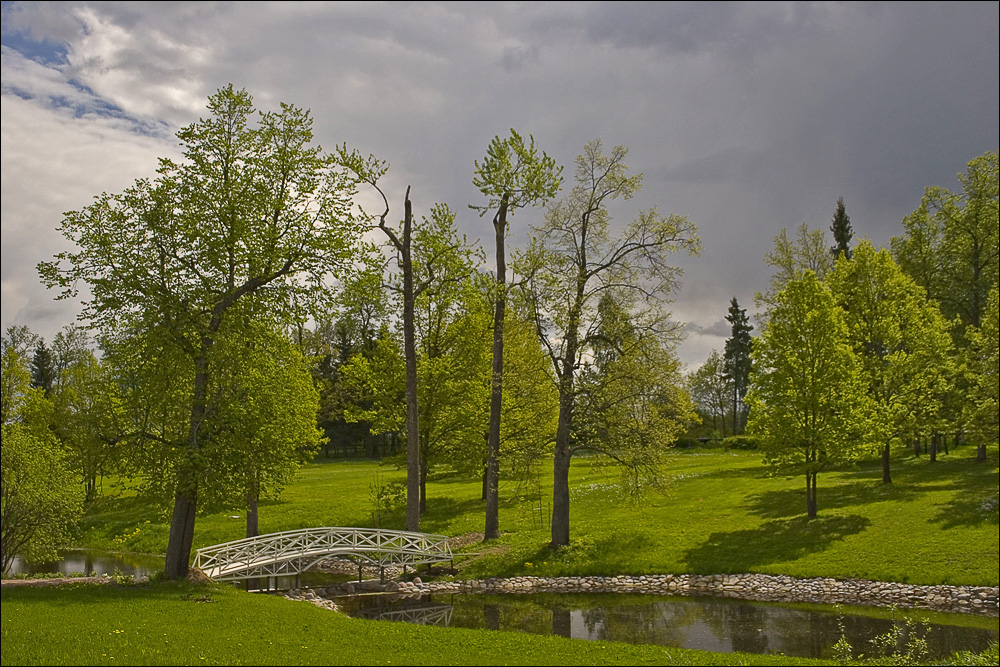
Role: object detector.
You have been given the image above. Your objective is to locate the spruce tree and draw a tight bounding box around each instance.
[830,196,853,260]
[29,341,56,396]
[723,297,753,434]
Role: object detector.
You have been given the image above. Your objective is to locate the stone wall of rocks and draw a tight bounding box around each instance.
[391,573,998,616]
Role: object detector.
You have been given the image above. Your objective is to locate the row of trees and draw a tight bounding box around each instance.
[692,152,997,518]
[4,85,701,575]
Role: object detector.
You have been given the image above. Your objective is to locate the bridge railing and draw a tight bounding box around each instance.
[193,527,453,581]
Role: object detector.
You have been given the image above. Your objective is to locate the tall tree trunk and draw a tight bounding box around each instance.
[805,471,817,519]
[977,445,987,462]
[245,486,259,539]
[551,377,575,547]
[165,485,197,579]
[165,347,213,579]
[912,436,920,457]
[551,434,572,547]
[929,433,938,463]
[401,190,420,533]
[485,195,509,541]
[550,254,585,549]
[881,443,892,484]
[419,455,428,515]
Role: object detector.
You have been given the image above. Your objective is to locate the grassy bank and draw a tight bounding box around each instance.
[78,447,999,586]
[0,581,827,666]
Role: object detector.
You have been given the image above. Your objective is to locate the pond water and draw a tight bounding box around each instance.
[5,549,164,578]
[335,591,999,660]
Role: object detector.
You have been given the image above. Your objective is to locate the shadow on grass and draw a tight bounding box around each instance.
[931,493,999,529]
[79,495,163,537]
[420,495,492,531]
[682,514,870,573]
[744,479,924,520]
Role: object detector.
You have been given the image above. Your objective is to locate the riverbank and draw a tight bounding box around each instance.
[283,572,999,617]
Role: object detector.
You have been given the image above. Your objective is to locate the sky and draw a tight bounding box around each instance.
[2,1,998,370]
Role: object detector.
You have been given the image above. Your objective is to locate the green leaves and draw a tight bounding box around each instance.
[891,151,999,338]
[826,241,956,445]
[471,129,563,217]
[747,272,873,476]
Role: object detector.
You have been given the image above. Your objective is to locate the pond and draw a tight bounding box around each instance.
[5,549,164,578]
[335,591,999,661]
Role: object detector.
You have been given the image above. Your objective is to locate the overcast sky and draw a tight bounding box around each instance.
[2,1,997,369]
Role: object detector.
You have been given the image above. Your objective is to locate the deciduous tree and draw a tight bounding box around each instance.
[755,223,833,312]
[518,139,700,546]
[686,350,731,436]
[746,272,872,518]
[826,241,955,484]
[964,285,999,461]
[38,85,368,578]
[892,151,999,339]
[1,339,81,573]
[471,129,562,541]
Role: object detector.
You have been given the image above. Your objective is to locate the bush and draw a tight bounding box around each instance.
[722,435,760,450]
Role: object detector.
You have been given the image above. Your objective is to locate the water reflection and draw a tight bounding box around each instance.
[6,549,164,578]
[337,592,998,660]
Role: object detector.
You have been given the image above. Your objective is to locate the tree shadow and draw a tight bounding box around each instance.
[419,495,492,530]
[744,479,924,520]
[931,493,999,529]
[682,514,870,573]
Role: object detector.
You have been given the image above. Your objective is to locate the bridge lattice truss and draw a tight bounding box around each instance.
[193,527,453,582]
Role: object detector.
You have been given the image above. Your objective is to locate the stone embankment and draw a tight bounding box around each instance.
[383,573,997,616]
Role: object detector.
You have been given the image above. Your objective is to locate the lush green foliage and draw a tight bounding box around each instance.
[1,342,82,572]
[964,286,999,449]
[747,272,874,517]
[891,151,998,337]
[826,242,956,482]
[36,85,371,576]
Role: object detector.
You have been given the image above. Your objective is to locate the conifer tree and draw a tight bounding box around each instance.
[29,341,55,396]
[830,197,853,260]
[723,297,753,434]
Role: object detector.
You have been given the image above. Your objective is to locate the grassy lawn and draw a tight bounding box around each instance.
[78,446,998,586]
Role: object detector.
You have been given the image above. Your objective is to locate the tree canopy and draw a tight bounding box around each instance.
[37,85,370,578]
[826,241,956,484]
[891,151,998,338]
[518,139,700,546]
[746,272,872,518]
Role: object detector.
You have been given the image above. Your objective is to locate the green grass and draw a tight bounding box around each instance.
[0,581,828,666]
[78,447,998,586]
[5,446,997,666]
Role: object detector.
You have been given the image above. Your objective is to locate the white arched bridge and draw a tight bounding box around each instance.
[193,527,453,583]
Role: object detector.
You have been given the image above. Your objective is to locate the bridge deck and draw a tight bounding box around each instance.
[194,527,453,582]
